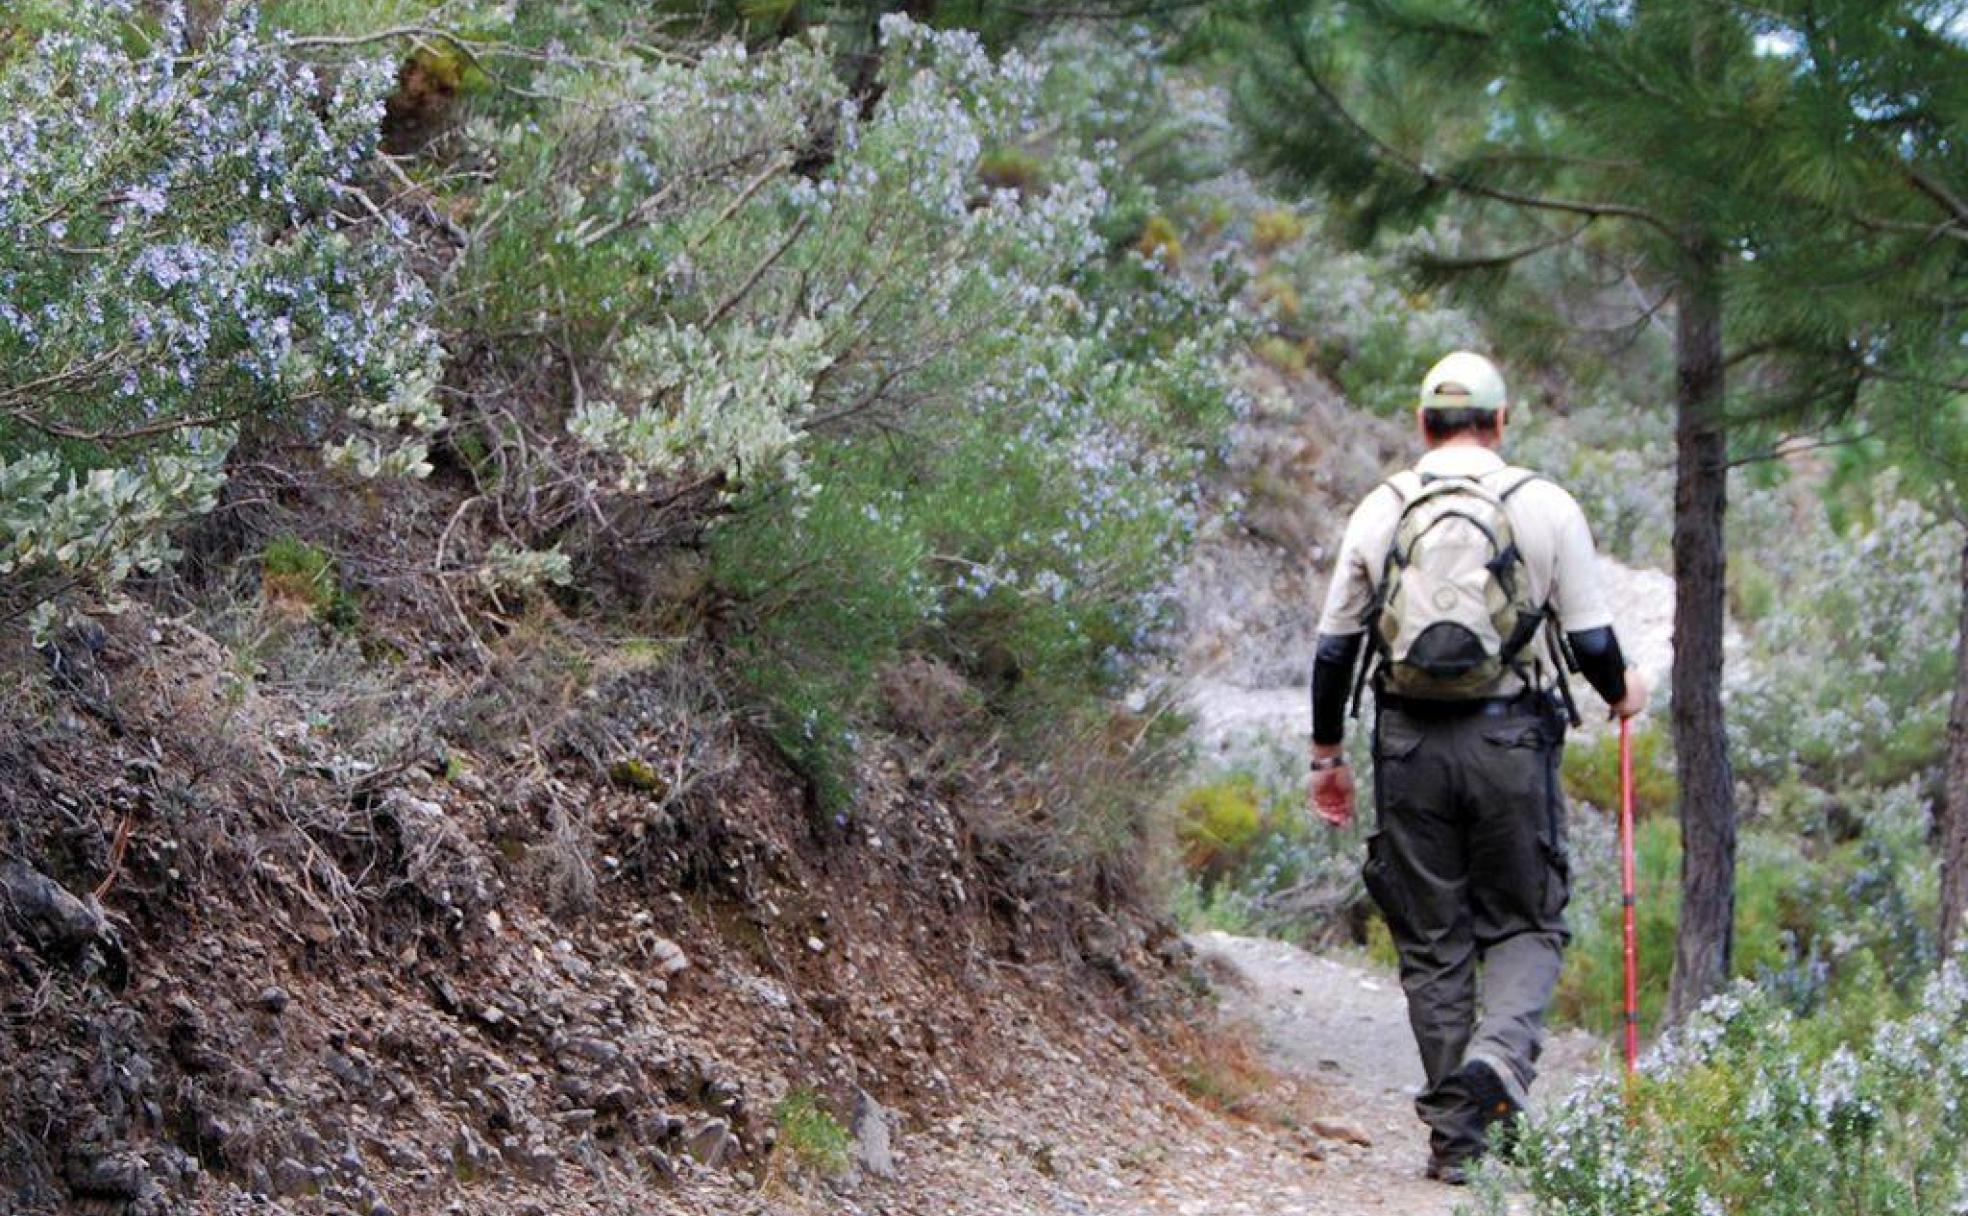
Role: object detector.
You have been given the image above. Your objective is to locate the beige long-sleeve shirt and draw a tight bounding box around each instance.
[1316,445,1613,690]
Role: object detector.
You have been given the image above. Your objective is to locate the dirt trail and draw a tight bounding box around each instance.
[1086,933,1608,1216]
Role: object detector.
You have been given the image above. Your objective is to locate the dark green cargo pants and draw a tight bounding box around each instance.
[1362,692,1570,1166]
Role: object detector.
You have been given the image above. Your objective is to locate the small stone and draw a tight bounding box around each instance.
[271,1156,311,1197]
[683,1118,731,1168]
[258,986,289,1014]
[452,1125,501,1175]
[65,1149,146,1200]
[805,936,826,954]
[642,1148,676,1181]
[1310,1116,1373,1147]
[512,1141,557,1182]
[559,1035,621,1066]
[851,1089,898,1181]
[648,937,689,977]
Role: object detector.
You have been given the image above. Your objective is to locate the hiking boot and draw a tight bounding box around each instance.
[1454,1055,1523,1128]
[1424,1156,1472,1186]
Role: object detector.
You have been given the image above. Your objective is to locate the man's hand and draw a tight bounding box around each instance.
[1609,667,1650,719]
[1308,745,1355,828]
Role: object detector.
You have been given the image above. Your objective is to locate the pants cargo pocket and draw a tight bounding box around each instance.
[1363,831,1410,939]
[1539,838,1572,924]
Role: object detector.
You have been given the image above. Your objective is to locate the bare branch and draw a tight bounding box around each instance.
[702,213,812,331]
[281,25,468,49]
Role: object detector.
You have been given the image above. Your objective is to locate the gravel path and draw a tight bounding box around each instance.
[797,933,1610,1216]
[1068,933,1608,1216]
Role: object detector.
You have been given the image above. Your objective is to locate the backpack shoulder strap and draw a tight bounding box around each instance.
[1496,466,1548,501]
[1382,469,1425,504]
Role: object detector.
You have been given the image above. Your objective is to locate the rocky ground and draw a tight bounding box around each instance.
[759,937,1611,1216]
[2,606,1610,1216]
[761,932,1610,1216]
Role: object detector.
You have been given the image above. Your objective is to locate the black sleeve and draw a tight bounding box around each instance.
[1311,632,1364,746]
[1566,626,1628,705]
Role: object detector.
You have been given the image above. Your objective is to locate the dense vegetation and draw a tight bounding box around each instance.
[1,2,1246,894]
[1,0,1964,1208]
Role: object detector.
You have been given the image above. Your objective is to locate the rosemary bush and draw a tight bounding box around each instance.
[1501,964,1968,1216]
[0,3,441,635]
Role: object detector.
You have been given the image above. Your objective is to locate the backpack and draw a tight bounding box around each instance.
[1356,467,1548,704]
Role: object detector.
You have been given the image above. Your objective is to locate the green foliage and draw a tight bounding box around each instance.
[1235,0,1968,412]
[0,4,440,635]
[1507,399,1676,566]
[1728,486,1958,796]
[1176,777,1265,878]
[1165,738,1373,943]
[1555,792,1938,1037]
[977,147,1046,195]
[1169,876,1262,936]
[1133,213,1183,266]
[771,1088,852,1178]
[1252,230,1482,416]
[1035,28,1225,251]
[608,758,665,794]
[259,0,487,37]
[260,536,359,631]
[1498,964,1968,1216]
[1251,334,1308,374]
[1561,724,1676,819]
[419,19,1243,823]
[1728,555,1780,626]
[1556,818,1806,1037]
[1249,208,1306,254]
[1251,274,1301,324]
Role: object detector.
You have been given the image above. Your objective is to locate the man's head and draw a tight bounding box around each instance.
[1417,351,1508,448]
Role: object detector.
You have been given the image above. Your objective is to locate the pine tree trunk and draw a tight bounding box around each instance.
[1664,258,1738,1025]
[1940,531,1968,953]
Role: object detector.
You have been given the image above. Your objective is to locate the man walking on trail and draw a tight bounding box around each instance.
[1306,351,1648,1184]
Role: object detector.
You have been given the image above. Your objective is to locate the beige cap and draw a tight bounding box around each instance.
[1419,351,1507,412]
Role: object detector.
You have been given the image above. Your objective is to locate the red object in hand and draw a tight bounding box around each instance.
[1619,717,1640,1076]
[1310,764,1356,828]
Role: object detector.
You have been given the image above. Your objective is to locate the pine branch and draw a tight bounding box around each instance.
[1002,0,1215,19]
[1410,221,1593,277]
[1275,18,1678,238]
[1902,164,1968,236]
[1724,428,1878,470]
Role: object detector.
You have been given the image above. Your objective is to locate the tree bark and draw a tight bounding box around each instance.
[1940,532,1968,953]
[1664,255,1738,1026]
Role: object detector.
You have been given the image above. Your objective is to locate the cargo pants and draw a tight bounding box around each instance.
[1361,691,1570,1166]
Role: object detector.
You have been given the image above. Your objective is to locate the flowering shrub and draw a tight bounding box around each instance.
[450,17,1245,807]
[0,4,441,634]
[1727,486,1958,799]
[1503,963,1968,1216]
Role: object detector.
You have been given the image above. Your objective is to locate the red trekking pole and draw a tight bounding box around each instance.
[1618,717,1640,1075]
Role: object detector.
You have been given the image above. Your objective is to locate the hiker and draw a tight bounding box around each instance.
[1305,351,1648,1184]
